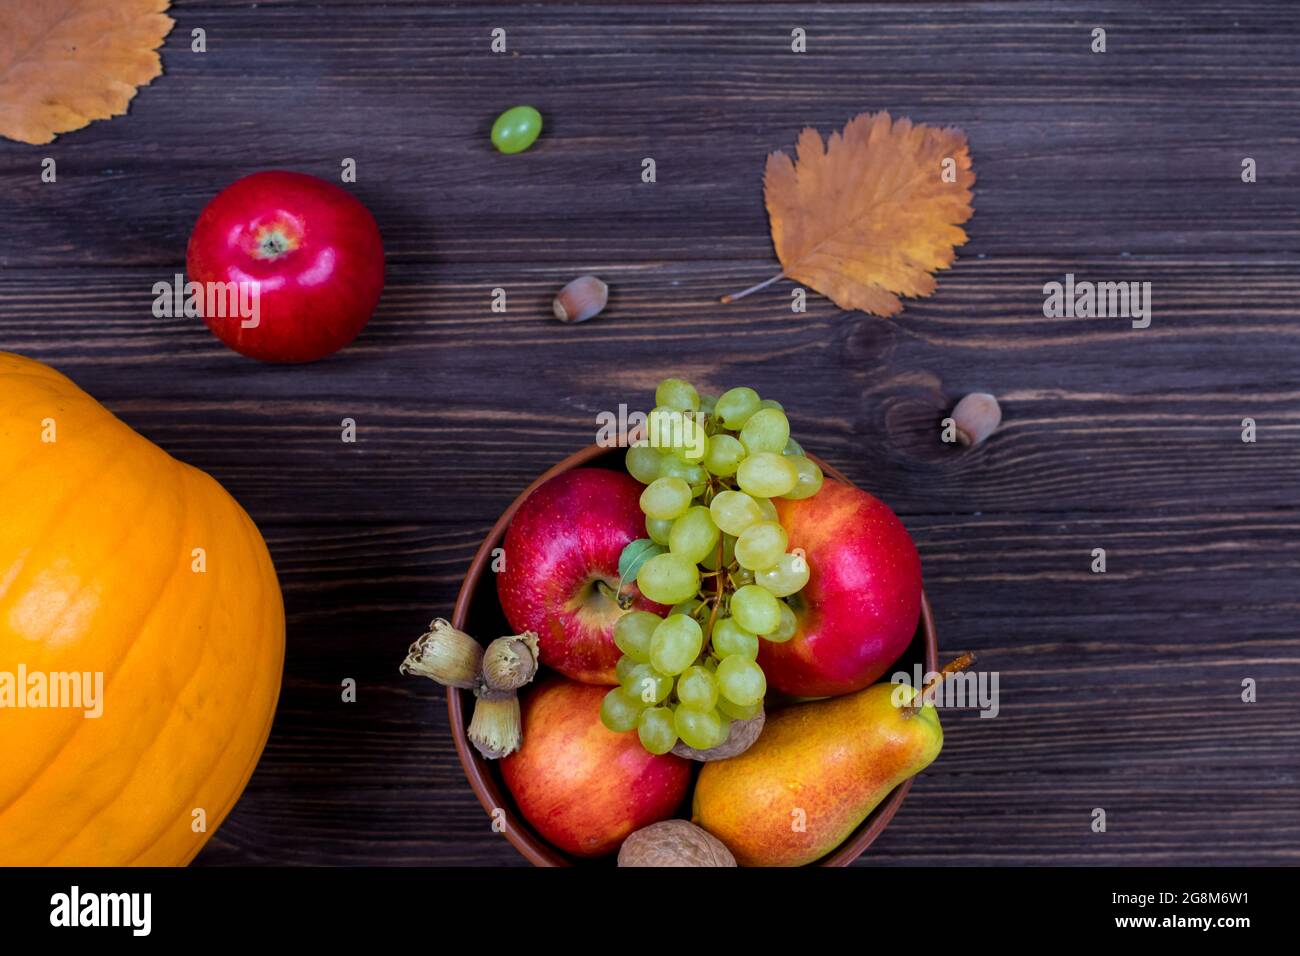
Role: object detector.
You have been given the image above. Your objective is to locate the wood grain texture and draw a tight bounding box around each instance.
[1,0,1298,866]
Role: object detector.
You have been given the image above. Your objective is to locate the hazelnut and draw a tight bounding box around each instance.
[399,619,484,689]
[467,692,522,760]
[481,632,540,692]
[950,392,1001,447]
[552,275,608,323]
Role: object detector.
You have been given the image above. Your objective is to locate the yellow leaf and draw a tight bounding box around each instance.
[0,0,174,145]
[752,111,974,316]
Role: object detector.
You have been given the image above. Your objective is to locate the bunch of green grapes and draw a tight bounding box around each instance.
[599,378,824,754]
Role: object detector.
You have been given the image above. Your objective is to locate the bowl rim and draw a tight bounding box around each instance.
[448,442,938,867]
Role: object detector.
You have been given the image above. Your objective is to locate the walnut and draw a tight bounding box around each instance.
[618,821,737,867]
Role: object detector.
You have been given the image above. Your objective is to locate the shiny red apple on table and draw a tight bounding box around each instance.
[186,170,384,363]
[760,478,923,698]
[501,678,690,857]
[498,468,667,684]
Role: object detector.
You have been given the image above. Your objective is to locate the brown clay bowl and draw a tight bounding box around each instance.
[448,444,938,866]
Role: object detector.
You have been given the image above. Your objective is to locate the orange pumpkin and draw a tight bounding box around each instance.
[0,352,284,865]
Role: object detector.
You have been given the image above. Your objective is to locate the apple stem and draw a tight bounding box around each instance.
[902,652,976,718]
[595,578,633,610]
[719,270,786,304]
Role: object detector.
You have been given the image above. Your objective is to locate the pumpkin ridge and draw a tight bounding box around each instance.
[0,418,153,819]
[107,470,283,866]
[0,476,194,859]
[167,484,284,864]
[33,456,202,864]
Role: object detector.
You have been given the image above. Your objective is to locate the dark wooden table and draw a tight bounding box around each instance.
[2,0,1298,866]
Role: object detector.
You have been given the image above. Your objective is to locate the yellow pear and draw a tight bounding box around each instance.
[692,682,942,866]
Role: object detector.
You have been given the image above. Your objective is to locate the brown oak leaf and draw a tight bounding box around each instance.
[725,111,974,316]
[0,0,174,145]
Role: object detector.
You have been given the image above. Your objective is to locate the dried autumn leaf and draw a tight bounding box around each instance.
[0,0,174,145]
[725,111,974,316]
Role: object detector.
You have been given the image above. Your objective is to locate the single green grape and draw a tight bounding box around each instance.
[640,476,692,520]
[676,665,719,711]
[731,565,755,587]
[709,489,763,537]
[782,455,824,500]
[703,433,745,477]
[711,616,759,660]
[636,552,701,605]
[600,687,643,732]
[625,444,664,484]
[782,437,805,457]
[715,387,762,429]
[614,610,661,662]
[622,662,672,704]
[753,496,779,522]
[739,408,790,456]
[699,394,718,416]
[763,600,799,643]
[490,105,543,154]
[755,552,810,598]
[716,655,767,707]
[655,378,700,413]
[637,706,678,754]
[674,706,723,750]
[650,613,704,675]
[737,452,798,498]
[734,520,789,571]
[731,583,781,635]
[668,505,720,564]
[759,399,785,412]
[645,515,673,546]
[717,696,763,721]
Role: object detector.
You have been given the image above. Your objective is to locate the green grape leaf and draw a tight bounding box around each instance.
[618,538,664,589]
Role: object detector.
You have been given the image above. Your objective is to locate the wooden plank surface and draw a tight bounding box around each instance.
[1,1,1298,866]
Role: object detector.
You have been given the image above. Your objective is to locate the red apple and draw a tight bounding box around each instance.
[759,479,922,698]
[501,678,690,857]
[498,468,666,684]
[186,170,384,363]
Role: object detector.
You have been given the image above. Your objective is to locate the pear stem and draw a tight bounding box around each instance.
[902,652,976,718]
[719,270,786,304]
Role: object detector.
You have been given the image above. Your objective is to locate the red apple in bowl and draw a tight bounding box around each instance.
[759,479,922,698]
[501,677,691,857]
[186,170,384,363]
[498,468,665,684]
